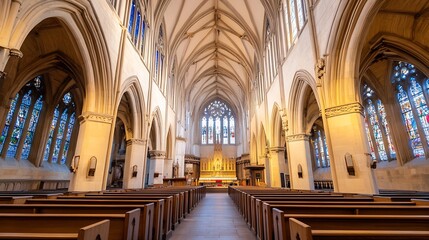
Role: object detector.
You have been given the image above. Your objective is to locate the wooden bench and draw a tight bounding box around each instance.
[259,200,417,240]
[0,196,33,204]
[0,210,139,240]
[82,193,178,230]
[273,212,429,240]
[289,217,429,240]
[0,203,153,240]
[26,198,164,240]
[0,219,109,240]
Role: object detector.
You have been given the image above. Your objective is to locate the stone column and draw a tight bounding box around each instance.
[122,138,146,189]
[325,103,378,194]
[286,133,314,190]
[68,112,113,192]
[149,150,166,185]
[268,146,286,187]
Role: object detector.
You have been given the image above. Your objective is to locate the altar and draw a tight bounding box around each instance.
[199,143,237,187]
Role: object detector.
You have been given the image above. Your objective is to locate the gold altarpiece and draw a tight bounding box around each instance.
[199,143,237,186]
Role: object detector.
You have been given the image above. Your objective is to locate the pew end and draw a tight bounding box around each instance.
[78,219,110,240]
[124,208,140,240]
[289,218,312,240]
[272,208,287,240]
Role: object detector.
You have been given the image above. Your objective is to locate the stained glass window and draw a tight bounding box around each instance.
[0,94,18,152]
[201,117,207,144]
[21,96,43,159]
[44,107,59,161]
[391,61,429,158]
[362,84,396,161]
[377,100,396,158]
[0,76,45,161]
[6,91,32,158]
[284,0,306,43]
[223,116,228,144]
[201,100,236,145]
[311,125,330,168]
[128,0,146,56]
[208,117,214,144]
[128,0,136,33]
[367,100,388,161]
[61,112,75,164]
[230,116,235,144]
[215,117,221,143]
[43,92,76,164]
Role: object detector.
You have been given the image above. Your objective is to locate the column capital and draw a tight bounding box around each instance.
[269,146,285,153]
[78,112,114,124]
[148,150,166,159]
[325,102,364,118]
[9,48,23,58]
[126,138,146,146]
[286,133,310,142]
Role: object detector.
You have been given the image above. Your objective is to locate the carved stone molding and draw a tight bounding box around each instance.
[148,150,166,159]
[325,102,364,118]
[176,136,186,142]
[126,138,146,146]
[269,146,285,153]
[184,154,200,161]
[78,112,114,124]
[315,57,326,81]
[279,108,288,132]
[9,48,23,58]
[286,133,310,142]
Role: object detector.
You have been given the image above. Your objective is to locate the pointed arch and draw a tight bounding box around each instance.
[118,76,146,139]
[288,70,319,134]
[9,1,114,114]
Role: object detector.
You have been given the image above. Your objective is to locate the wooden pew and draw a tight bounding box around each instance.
[0,210,139,240]
[26,198,164,240]
[273,211,429,240]
[0,196,33,204]
[289,217,429,240]
[84,192,178,230]
[0,219,110,240]
[0,203,153,240]
[259,200,416,240]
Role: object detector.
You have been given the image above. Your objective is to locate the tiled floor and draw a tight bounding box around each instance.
[169,193,257,240]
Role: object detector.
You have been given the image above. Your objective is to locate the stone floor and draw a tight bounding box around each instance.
[169,193,257,240]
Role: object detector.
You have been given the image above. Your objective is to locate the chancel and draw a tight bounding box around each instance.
[1,0,429,239]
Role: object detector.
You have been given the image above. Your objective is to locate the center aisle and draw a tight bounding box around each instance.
[170,192,257,240]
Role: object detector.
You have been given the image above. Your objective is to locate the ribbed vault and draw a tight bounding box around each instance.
[159,0,269,116]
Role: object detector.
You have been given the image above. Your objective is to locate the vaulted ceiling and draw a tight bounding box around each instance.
[158,0,272,116]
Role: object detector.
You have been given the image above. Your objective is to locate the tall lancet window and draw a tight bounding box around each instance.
[0,76,44,160]
[362,84,396,161]
[128,0,147,56]
[43,92,77,164]
[391,61,429,158]
[200,99,236,145]
[311,124,330,168]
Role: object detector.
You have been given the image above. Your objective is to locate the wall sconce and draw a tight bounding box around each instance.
[297,164,303,178]
[70,155,80,173]
[87,156,97,177]
[132,165,138,178]
[345,152,355,176]
[365,153,377,169]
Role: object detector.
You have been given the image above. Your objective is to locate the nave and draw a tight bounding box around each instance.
[170,192,256,240]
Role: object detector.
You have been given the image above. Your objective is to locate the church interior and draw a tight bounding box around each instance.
[1,0,429,239]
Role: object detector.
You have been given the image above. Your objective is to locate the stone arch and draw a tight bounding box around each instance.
[118,76,146,140]
[324,0,382,107]
[8,1,114,114]
[288,70,320,135]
